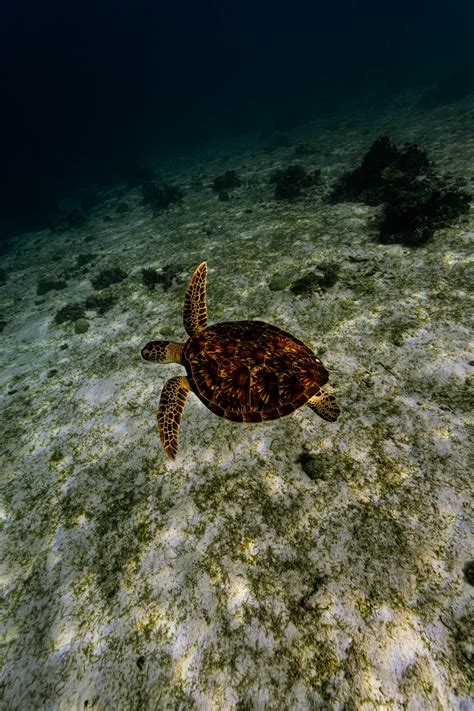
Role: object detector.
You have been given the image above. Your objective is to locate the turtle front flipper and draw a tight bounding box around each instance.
[307,388,340,422]
[183,262,208,337]
[158,376,191,459]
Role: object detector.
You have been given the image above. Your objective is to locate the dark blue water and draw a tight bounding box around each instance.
[1,0,473,240]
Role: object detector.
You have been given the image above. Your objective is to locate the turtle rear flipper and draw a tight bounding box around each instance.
[307,388,340,422]
[183,261,208,337]
[158,376,191,459]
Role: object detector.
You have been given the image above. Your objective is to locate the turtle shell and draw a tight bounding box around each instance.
[183,320,329,422]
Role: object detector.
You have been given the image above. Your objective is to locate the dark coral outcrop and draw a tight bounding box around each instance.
[212,170,241,195]
[270,165,321,200]
[141,182,184,213]
[330,136,470,246]
[91,267,127,290]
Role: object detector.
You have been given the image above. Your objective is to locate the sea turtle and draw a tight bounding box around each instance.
[141,262,340,458]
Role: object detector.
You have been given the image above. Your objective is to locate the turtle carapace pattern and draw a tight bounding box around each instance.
[141,262,340,459]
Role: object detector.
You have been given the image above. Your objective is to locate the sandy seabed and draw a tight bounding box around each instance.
[1,94,473,710]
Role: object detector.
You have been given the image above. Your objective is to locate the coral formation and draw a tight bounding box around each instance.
[141,182,184,213]
[212,170,241,195]
[330,135,471,245]
[379,183,471,246]
[54,303,86,324]
[84,292,116,314]
[91,267,127,290]
[76,253,97,267]
[74,318,90,334]
[36,278,67,296]
[270,165,321,200]
[138,264,181,292]
[329,135,429,205]
[155,264,180,291]
[291,263,340,295]
[141,267,159,290]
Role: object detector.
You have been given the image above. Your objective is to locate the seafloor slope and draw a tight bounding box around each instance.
[1,95,473,710]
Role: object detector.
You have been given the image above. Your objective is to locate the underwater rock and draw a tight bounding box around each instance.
[0,319,6,333]
[91,267,127,290]
[268,273,291,291]
[297,451,325,480]
[270,164,321,200]
[463,561,474,586]
[74,318,90,334]
[330,135,471,246]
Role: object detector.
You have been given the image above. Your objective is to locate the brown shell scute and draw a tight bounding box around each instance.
[184,320,329,421]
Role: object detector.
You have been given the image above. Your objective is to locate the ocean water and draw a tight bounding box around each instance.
[1,2,473,709]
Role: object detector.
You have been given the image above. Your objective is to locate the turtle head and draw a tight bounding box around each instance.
[141,340,184,364]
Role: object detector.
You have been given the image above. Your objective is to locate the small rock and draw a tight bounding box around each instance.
[463,561,474,586]
[268,274,290,291]
[74,318,90,334]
